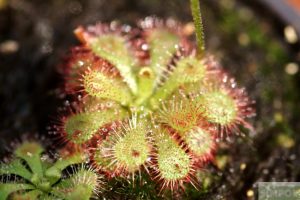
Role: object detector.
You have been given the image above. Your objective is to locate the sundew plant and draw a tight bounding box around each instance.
[0,141,101,200]
[0,0,255,199]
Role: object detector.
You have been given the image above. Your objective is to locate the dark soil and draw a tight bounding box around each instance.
[0,0,299,199]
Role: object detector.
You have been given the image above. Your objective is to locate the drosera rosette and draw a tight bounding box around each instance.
[52,0,256,195]
[0,140,102,200]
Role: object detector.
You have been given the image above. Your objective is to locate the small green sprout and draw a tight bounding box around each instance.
[0,141,100,200]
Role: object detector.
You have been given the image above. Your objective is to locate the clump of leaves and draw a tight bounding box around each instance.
[54,20,255,193]
[0,141,101,200]
[51,0,255,195]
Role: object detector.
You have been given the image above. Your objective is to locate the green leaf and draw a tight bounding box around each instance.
[83,69,132,105]
[0,183,35,200]
[196,90,237,125]
[135,67,156,106]
[64,109,127,144]
[45,152,86,184]
[155,131,191,182]
[147,29,179,86]
[90,35,138,94]
[38,194,59,200]
[184,127,215,160]
[14,142,44,178]
[52,169,99,200]
[11,190,42,200]
[0,159,32,181]
[150,57,206,109]
[156,97,201,133]
[109,120,150,173]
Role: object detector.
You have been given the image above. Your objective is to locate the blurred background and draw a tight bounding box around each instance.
[0,0,300,199]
